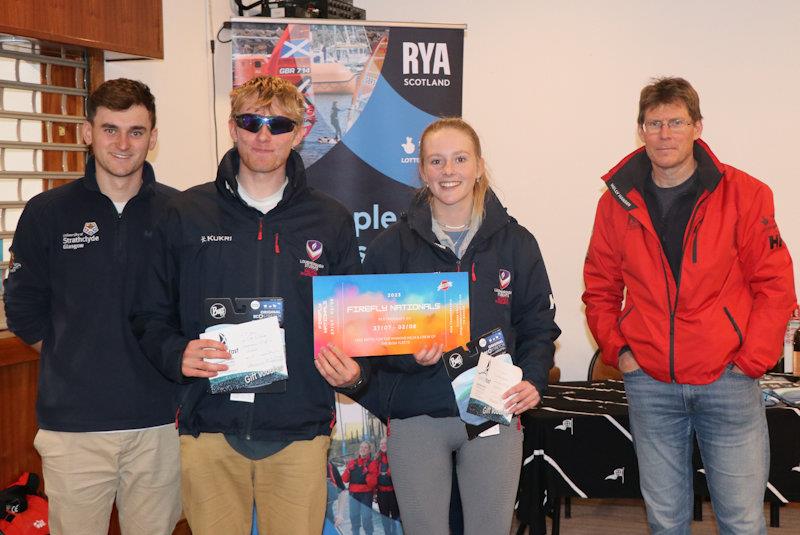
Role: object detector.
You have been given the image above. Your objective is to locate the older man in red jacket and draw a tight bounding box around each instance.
[583,77,795,535]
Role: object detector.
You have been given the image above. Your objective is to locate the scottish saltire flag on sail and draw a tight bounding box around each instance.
[232,18,464,259]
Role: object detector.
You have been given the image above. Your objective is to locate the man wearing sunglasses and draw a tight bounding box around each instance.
[133,76,364,535]
[583,77,795,534]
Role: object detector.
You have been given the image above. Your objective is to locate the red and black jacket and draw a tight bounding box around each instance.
[342,455,378,494]
[583,139,796,383]
[372,451,394,492]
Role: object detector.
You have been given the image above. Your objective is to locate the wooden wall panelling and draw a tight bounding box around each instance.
[0,0,163,59]
[0,334,41,487]
[39,44,88,190]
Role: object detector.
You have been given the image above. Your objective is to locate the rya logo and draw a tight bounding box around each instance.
[402,42,451,75]
[499,269,511,289]
[306,240,323,261]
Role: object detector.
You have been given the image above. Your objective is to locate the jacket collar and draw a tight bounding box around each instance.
[81,156,157,196]
[215,147,308,209]
[405,188,512,247]
[602,139,723,211]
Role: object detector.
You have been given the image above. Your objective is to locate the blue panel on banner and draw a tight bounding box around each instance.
[342,75,433,188]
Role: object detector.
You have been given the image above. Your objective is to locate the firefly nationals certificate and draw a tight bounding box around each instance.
[313,272,470,357]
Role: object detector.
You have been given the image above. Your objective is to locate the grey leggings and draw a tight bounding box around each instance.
[387,415,522,535]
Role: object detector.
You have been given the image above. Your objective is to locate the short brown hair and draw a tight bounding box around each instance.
[230,76,306,126]
[87,78,156,128]
[418,117,491,223]
[638,77,702,126]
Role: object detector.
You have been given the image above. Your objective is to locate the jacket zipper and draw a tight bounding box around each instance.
[665,193,709,381]
[245,216,267,441]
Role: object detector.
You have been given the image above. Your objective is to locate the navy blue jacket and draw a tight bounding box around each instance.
[132,148,361,441]
[4,158,178,431]
[362,191,560,420]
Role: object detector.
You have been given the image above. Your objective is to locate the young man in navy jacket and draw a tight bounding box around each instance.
[4,79,181,535]
[133,76,364,535]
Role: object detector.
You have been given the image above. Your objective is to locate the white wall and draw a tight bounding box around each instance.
[108,0,800,380]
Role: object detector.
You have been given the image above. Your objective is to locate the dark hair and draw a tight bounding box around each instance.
[638,77,702,126]
[86,78,156,128]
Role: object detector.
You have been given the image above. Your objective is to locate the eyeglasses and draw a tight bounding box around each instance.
[642,118,693,134]
[234,114,296,135]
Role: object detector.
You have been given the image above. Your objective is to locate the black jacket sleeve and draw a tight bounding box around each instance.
[4,198,51,345]
[131,205,191,383]
[509,227,560,395]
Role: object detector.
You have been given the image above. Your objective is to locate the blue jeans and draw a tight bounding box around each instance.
[623,365,769,535]
[349,491,374,535]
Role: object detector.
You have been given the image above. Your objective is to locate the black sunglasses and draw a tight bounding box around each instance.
[234,114,297,135]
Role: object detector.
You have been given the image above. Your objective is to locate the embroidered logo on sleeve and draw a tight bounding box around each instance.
[8,251,21,273]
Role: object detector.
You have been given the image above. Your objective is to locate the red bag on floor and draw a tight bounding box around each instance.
[0,473,49,535]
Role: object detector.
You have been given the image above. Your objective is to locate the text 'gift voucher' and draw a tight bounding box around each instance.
[313,272,470,357]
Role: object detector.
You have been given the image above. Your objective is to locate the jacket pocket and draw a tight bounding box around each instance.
[618,305,635,326]
[691,219,704,263]
[723,306,743,348]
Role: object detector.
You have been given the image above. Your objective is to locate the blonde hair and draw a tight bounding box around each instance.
[230,76,306,126]
[418,117,491,222]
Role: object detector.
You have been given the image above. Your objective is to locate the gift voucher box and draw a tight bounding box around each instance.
[313,272,470,357]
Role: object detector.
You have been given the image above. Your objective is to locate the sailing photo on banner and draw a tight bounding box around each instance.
[231,18,465,535]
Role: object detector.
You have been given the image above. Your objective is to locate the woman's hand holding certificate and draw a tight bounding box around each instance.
[503,378,541,415]
[413,343,445,366]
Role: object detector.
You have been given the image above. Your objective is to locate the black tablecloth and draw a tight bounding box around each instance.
[517,379,800,533]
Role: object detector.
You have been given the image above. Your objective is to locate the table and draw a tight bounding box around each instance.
[516,379,800,534]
